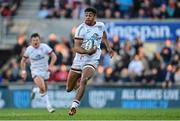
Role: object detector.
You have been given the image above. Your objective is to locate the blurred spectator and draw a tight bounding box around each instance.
[174,37,180,57]
[0,0,22,34]
[162,64,175,88]
[151,7,160,19]
[61,36,73,65]
[1,67,11,85]
[99,48,111,68]
[1,58,23,85]
[104,66,118,83]
[12,33,28,59]
[38,8,49,18]
[9,58,22,83]
[111,35,120,54]
[148,52,163,84]
[120,40,134,68]
[92,0,105,18]
[160,39,173,64]
[50,64,68,83]
[174,67,180,84]
[133,37,143,54]
[54,43,71,65]
[166,0,176,17]
[93,65,105,84]
[128,54,144,82]
[150,52,162,70]
[137,47,149,74]
[171,53,179,67]
[47,33,58,50]
[72,1,87,19]
[110,51,121,71]
[116,0,133,18]
[54,44,63,66]
[38,0,50,19]
[104,8,112,18]
[120,68,129,82]
[174,0,180,18]
[159,4,168,18]
[1,3,12,17]
[138,8,147,18]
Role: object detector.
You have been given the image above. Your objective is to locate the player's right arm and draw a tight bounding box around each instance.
[20,57,27,80]
[20,50,28,80]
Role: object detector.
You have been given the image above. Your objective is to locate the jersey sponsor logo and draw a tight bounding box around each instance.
[97,26,102,31]
[31,54,45,60]
[91,33,101,41]
[87,29,91,33]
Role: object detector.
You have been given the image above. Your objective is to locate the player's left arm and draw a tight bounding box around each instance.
[48,51,57,72]
[102,31,114,58]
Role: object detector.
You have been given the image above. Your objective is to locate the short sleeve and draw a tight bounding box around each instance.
[74,24,85,40]
[23,48,29,58]
[101,22,106,33]
[43,44,53,55]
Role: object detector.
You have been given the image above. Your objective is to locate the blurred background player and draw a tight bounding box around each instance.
[66,7,114,116]
[20,33,57,113]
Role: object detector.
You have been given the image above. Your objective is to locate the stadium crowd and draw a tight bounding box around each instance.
[0,0,180,87]
[0,0,22,33]
[0,31,180,87]
[38,0,180,19]
[0,0,22,17]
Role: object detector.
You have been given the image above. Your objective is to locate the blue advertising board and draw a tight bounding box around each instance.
[0,86,180,108]
[105,21,180,42]
[12,90,31,108]
[81,87,180,108]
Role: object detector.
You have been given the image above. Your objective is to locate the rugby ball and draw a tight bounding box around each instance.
[84,39,94,50]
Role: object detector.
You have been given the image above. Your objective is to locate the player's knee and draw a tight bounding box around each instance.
[80,79,88,86]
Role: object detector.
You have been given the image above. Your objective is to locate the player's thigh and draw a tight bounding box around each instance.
[81,65,96,84]
[66,70,81,91]
[34,76,46,90]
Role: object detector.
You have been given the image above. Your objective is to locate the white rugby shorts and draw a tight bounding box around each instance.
[31,69,50,80]
[71,59,99,73]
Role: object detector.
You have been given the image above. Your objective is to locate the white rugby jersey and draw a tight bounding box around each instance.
[23,43,52,72]
[74,21,106,61]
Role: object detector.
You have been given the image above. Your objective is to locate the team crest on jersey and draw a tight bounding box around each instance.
[87,29,90,33]
[97,26,102,31]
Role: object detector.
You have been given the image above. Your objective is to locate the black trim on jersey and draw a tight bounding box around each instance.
[33,75,37,80]
[77,26,83,36]
[71,68,82,72]
[48,50,53,55]
[84,64,96,70]
[23,56,28,59]
[74,37,83,40]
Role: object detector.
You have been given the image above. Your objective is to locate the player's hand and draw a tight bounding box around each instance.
[108,48,114,58]
[21,70,27,80]
[48,65,56,73]
[87,46,97,55]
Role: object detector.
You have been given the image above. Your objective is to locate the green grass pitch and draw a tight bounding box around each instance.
[0,108,180,120]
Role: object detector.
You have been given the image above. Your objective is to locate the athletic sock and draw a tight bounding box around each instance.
[40,92,51,107]
[71,99,80,108]
[32,87,40,93]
